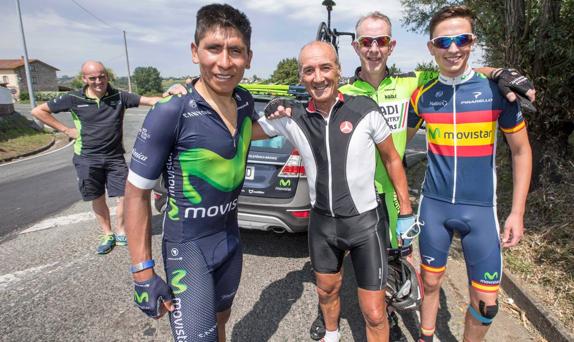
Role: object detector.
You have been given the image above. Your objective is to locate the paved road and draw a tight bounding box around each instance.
[0,104,540,341]
[0,104,151,238]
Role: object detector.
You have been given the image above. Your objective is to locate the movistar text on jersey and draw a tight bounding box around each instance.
[184,199,238,219]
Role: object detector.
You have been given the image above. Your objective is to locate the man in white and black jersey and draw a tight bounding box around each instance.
[257,41,414,342]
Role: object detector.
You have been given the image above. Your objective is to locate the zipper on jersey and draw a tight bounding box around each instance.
[451,83,458,203]
[325,115,335,217]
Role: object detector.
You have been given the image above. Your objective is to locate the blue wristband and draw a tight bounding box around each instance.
[130,259,155,273]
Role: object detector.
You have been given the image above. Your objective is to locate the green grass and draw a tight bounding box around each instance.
[0,113,53,160]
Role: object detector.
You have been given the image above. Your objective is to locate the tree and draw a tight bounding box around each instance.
[400,0,574,185]
[132,66,163,95]
[415,61,439,73]
[388,63,403,75]
[269,58,299,85]
[70,68,116,89]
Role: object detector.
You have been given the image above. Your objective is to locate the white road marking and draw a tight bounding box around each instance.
[0,253,93,290]
[20,207,117,234]
[0,139,74,167]
[0,262,59,289]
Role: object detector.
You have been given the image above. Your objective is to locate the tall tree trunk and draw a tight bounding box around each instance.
[504,0,526,66]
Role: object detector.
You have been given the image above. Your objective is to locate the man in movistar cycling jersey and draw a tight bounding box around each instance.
[258,41,415,342]
[406,6,532,342]
[124,5,270,342]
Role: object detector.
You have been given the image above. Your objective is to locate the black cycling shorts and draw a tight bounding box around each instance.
[162,231,242,341]
[308,205,388,291]
[72,155,128,201]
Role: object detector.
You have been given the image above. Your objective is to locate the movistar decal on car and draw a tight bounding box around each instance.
[378,100,409,132]
[275,178,293,191]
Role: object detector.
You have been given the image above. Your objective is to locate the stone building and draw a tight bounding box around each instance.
[0,58,59,100]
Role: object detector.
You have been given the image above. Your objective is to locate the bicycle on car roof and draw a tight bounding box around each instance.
[315,0,355,53]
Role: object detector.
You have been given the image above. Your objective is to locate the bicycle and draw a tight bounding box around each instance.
[315,0,355,53]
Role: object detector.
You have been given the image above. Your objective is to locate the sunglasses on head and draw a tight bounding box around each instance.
[355,35,392,48]
[430,33,475,49]
[87,75,106,81]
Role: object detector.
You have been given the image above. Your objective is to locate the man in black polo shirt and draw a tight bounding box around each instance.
[32,60,161,254]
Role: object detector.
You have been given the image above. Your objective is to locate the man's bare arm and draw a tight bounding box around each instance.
[376,137,412,214]
[139,96,162,107]
[501,129,532,247]
[124,182,155,282]
[251,122,271,141]
[31,103,77,138]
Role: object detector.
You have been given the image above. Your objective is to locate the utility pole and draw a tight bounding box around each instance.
[15,0,42,128]
[123,30,132,92]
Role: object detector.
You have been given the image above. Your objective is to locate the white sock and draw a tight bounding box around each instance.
[323,329,340,342]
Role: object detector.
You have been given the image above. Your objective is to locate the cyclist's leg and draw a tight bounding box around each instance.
[212,235,243,342]
[163,239,218,342]
[104,156,128,235]
[347,206,389,341]
[418,196,454,341]
[308,209,345,333]
[458,205,502,341]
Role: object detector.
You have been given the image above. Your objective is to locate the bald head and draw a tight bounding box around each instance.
[81,60,106,75]
[298,41,340,75]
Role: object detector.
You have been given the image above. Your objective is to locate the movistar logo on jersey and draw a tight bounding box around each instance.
[428,127,441,139]
[171,269,188,294]
[167,197,179,221]
[484,272,499,281]
[134,291,149,304]
[179,119,252,205]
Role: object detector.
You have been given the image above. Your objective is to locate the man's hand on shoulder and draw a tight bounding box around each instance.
[491,68,536,109]
[162,84,188,98]
[263,97,301,120]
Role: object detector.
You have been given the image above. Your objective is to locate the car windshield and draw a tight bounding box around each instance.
[251,99,290,153]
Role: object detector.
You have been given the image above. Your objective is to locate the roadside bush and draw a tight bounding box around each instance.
[19,91,68,102]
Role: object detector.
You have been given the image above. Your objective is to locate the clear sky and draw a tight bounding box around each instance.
[3,0,483,79]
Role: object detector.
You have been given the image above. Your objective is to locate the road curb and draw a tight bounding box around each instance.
[0,134,55,163]
[502,269,574,342]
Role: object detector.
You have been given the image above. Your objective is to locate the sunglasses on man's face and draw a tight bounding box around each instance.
[430,33,475,49]
[87,75,107,81]
[355,35,392,49]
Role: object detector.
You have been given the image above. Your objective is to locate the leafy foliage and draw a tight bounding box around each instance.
[132,66,163,95]
[400,0,574,171]
[415,61,439,72]
[269,58,299,85]
[388,63,403,75]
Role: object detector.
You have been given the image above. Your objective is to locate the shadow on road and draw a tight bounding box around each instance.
[240,229,309,259]
[231,261,315,341]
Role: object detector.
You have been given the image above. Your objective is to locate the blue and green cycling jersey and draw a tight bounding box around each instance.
[339,67,437,247]
[127,83,257,242]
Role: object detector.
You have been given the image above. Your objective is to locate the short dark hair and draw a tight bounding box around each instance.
[429,5,475,39]
[195,4,252,49]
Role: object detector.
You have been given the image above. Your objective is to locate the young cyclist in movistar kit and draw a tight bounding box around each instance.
[124,4,270,342]
[308,11,536,341]
[406,6,532,341]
